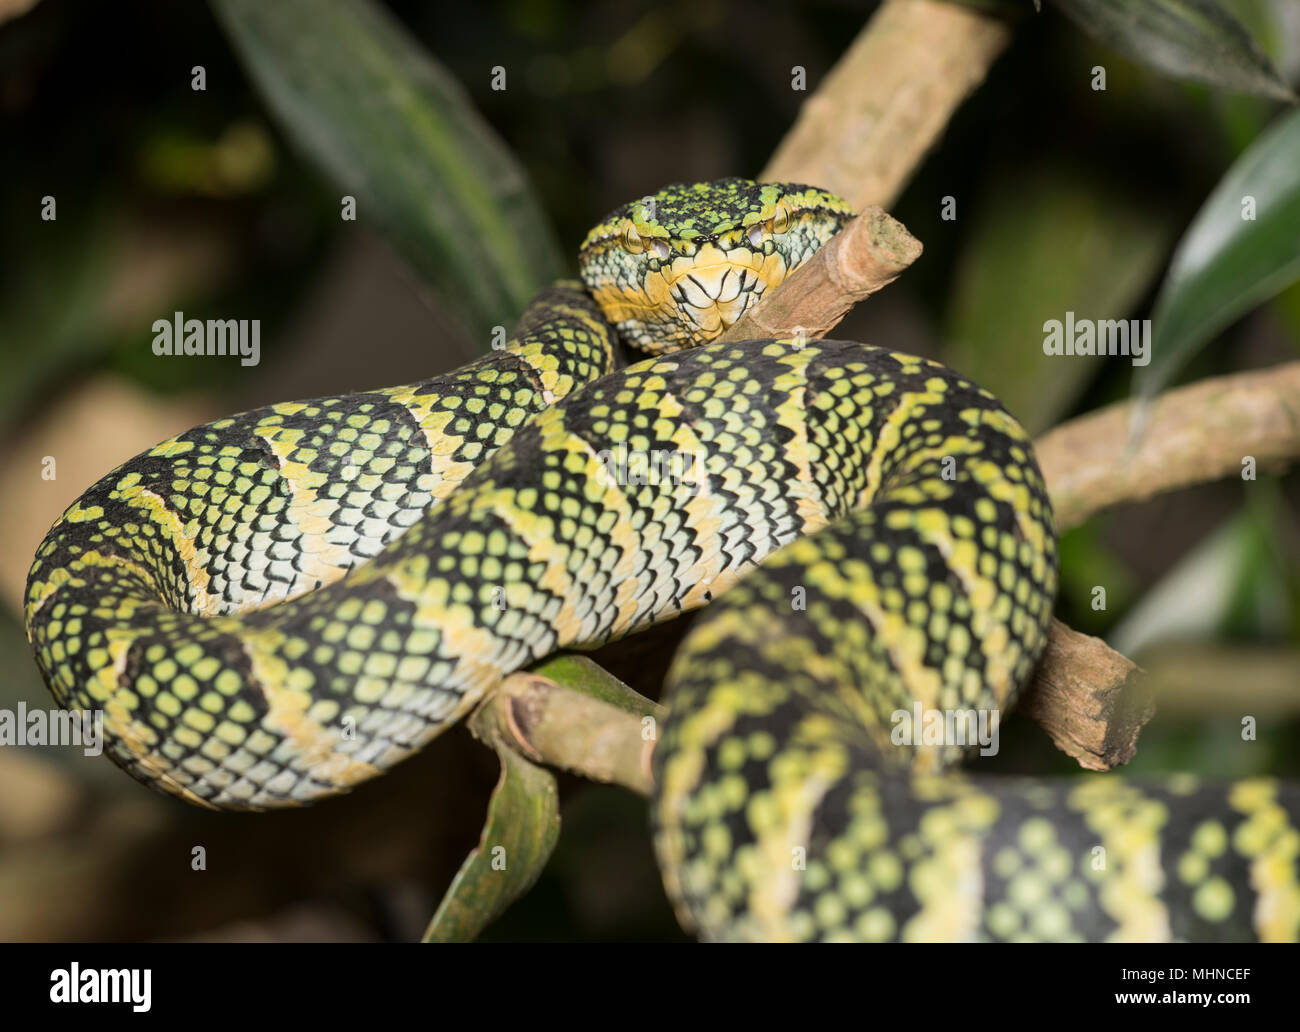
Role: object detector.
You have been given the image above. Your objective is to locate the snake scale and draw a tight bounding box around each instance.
[25,179,1300,942]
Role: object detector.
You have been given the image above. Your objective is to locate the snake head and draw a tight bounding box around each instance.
[579,178,854,355]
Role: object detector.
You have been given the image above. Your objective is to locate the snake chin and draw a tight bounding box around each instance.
[663,256,770,339]
[611,263,770,353]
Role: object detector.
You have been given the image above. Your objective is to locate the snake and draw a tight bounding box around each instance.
[24,178,1300,942]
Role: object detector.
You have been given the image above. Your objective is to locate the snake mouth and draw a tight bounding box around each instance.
[663,261,765,335]
[584,240,796,352]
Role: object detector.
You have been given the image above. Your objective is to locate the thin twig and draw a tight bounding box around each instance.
[486,657,661,796]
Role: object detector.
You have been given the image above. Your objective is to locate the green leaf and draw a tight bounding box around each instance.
[527,653,660,717]
[1138,106,1300,399]
[422,722,560,943]
[1048,0,1294,99]
[210,0,564,344]
[944,168,1174,434]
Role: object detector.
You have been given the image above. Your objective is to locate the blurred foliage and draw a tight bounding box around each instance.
[1108,480,1300,655]
[0,208,118,435]
[1056,516,1140,635]
[479,783,689,942]
[1141,106,1300,400]
[212,0,565,345]
[944,165,1174,433]
[1048,0,1293,100]
[1,0,1298,942]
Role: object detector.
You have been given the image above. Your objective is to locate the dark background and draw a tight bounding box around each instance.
[0,0,1297,941]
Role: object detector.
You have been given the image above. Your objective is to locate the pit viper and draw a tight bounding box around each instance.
[25,178,1300,942]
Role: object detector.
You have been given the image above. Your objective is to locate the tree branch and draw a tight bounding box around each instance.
[481,655,660,796]
[1018,619,1153,771]
[1036,361,1300,532]
[761,0,1013,209]
[715,207,922,344]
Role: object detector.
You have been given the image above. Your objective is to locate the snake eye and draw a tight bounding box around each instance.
[747,203,794,248]
[623,225,645,255]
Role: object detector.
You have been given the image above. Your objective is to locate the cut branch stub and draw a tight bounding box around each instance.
[1021,620,1155,772]
[716,207,922,345]
[488,656,661,796]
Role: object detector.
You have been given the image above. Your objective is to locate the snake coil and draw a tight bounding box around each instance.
[25,179,1300,941]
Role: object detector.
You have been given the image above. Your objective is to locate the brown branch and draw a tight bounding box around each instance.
[484,665,660,797]
[1132,642,1300,716]
[1036,361,1300,532]
[493,616,1156,789]
[761,0,1013,209]
[715,207,923,344]
[480,654,662,796]
[1018,620,1154,771]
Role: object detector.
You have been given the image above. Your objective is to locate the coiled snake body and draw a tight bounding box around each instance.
[25,179,1300,941]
